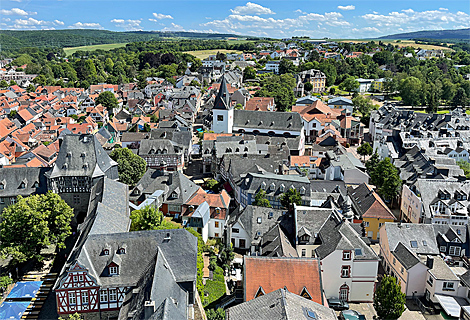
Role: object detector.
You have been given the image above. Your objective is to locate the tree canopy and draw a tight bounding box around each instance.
[95,90,119,111]
[357,142,373,160]
[109,147,147,186]
[366,156,402,202]
[129,205,178,231]
[339,76,360,94]
[280,188,302,208]
[255,74,296,111]
[253,190,272,208]
[374,275,406,319]
[0,192,73,264]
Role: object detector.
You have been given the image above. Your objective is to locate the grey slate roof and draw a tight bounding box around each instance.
[429,256,459,281]
[295,207,335,245]
[260,224,298,257]
[47,134,118,179]
[0,167,49,198]
[213,75,231,110]
[383,223,440,255]
[225,288,337,320]
[233,110,303,133]
[315,216,378,260]
[240,172,311,199]
[392,242,420,270]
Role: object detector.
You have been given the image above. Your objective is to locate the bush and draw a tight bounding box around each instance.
[203,266,226,307]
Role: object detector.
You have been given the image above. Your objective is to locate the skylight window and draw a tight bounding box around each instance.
[306,310,317,319]
[354,248,363,256]
[422,240,427,246]
[410,241,418,248]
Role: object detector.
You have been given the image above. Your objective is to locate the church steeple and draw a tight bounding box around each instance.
[213,75,231,110]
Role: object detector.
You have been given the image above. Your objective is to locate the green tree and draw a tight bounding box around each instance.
[399,77,422,106]
[243,66,256,80]
[109,147,147,186]
[218,243,234,272]
[206,308,225,320]
[279,59,296,75]
[205,179,219,193]
[59,313,82,320]
[339,76,360,94]
[373,275,405,319]
[130,205,164,231]
[104,58,114,73]
[95,90,119,111]
[26,84,36,92]
[0,80,8,88]
[357,142,373,160]
[365,152,380,175]
[0,275,13,295]
[280,188,302,208]
[303,82,313,92]
[150,114,158,123]
[452,87,468,107]
[368,157,402,202]
[253,190,272,208]
[0,192,73,264]
[457,160,470,179]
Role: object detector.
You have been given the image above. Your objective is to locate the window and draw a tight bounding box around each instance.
[0,198,3,204]
[100,290,108,302]
[73,276,78,282]
[443,282,455,291]
[449,246,461,256]
[0,184,4,190]
[103,249,109,255]
[355,248,363,256]
[19,182,25,189]
[109,266,118,275]
[440,246,447,252]
[232,228,239,233]
[69,292,76,305]
[428,276,433,286]
[422,240,427,246]
[109,289,117,301]
[343,251,351,260]
[217,115,224,121]
[393,258,396,265]
[118,248,126,254]
[410,241,418,248]
[257,217,262,224]
[10,197,16,204]
[82,291,89,304]
[401,267,404,274]
[215,221,219,228]
[341,266,350,278]
[215,233,219,237]
[73,195,80,204]
[363,221,370,227]
[379,223,384,228]
[79,275,84,282]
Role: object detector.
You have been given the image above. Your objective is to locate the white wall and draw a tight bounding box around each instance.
[229,221,250,250]
[208,218,225,239]
[212,109,233,133]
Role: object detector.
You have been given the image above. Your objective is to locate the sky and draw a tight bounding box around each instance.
[1,0,470,39]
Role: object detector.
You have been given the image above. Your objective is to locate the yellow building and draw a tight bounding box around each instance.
[372,78,385,92]
[348,183,396,240]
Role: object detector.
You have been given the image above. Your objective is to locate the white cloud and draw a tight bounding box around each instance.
[0,8,35,16]
[111,18,142,31]
[2,18,11,22]
[152,13,173,20]
[294,9,306,14]
[162,23,184,31]
[361,9,470,29]
[69,22,103,29]
[14,18,51,26]
[230,2,275,15]
[337,5,355,11]
[11,0,22,2]
[54,19,64,25]
[439,8,449,11]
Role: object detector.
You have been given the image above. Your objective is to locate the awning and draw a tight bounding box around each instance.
[0,301,31,319]
[434,294,461,318]
[6,281,43,299]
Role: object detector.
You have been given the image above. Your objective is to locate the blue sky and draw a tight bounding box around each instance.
[1,1,469,38]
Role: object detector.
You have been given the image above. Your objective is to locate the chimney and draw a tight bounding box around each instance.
[278,163,283,175]
[426,256,434,269]
[168,172,173,185]
[144,301,155,319]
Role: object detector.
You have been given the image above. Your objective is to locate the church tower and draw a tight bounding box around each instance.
[211,76,234,133]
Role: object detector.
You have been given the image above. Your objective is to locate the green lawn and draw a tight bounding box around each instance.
[203,266,226,307]
[183,49,242,60]
[64,43,128,56]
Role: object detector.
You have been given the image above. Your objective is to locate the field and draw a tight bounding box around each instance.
[337,39,453,51]
[63,43,128,56]
[183,49,242,60]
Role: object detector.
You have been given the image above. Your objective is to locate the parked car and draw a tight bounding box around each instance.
[327,298,349,311]
[339,310,366,320]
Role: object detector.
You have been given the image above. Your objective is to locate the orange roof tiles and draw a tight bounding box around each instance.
[245,97,275,111]
[244,257,323,304]
[203,133,240,141]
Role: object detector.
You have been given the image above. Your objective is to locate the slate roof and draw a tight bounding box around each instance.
[47,134,118,179]
[382,223,440,255]
[315,216,378,260]
[429,256,459,281]
[244,257,323,304]
[347,183,395,220]
[240,172,311,199]
[0,167,49,198]
[213,75,231,110]
[295,207,335,245]
[392,242,420,270]
[233,110,303,133]
[226,288,336,320]
[260,224,298,258]
[459,270,470,288]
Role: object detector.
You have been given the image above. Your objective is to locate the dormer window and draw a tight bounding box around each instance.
[216,208,221,215]
[269,183,275,191]
[103,249,109,255]
[32,181,39,188]
[149,149,155,154]
[171,191,178,199]
[300,187,306,195]
[280,184,285,192]
[109,266,118,275]
[117,248,126,254]
[19,182,25,189]
[67,152,72,157]
[0,183,4,190]
[261,182,266,190]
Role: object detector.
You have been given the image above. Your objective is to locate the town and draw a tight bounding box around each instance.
[0,25,470,320]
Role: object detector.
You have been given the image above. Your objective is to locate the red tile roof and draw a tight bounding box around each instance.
[244,257,323,304]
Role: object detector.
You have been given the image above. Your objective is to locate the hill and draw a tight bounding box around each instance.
[0,29,248,51]
[379,28,470,40]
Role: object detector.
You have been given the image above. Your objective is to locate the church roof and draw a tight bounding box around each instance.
[213,76,232,110]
